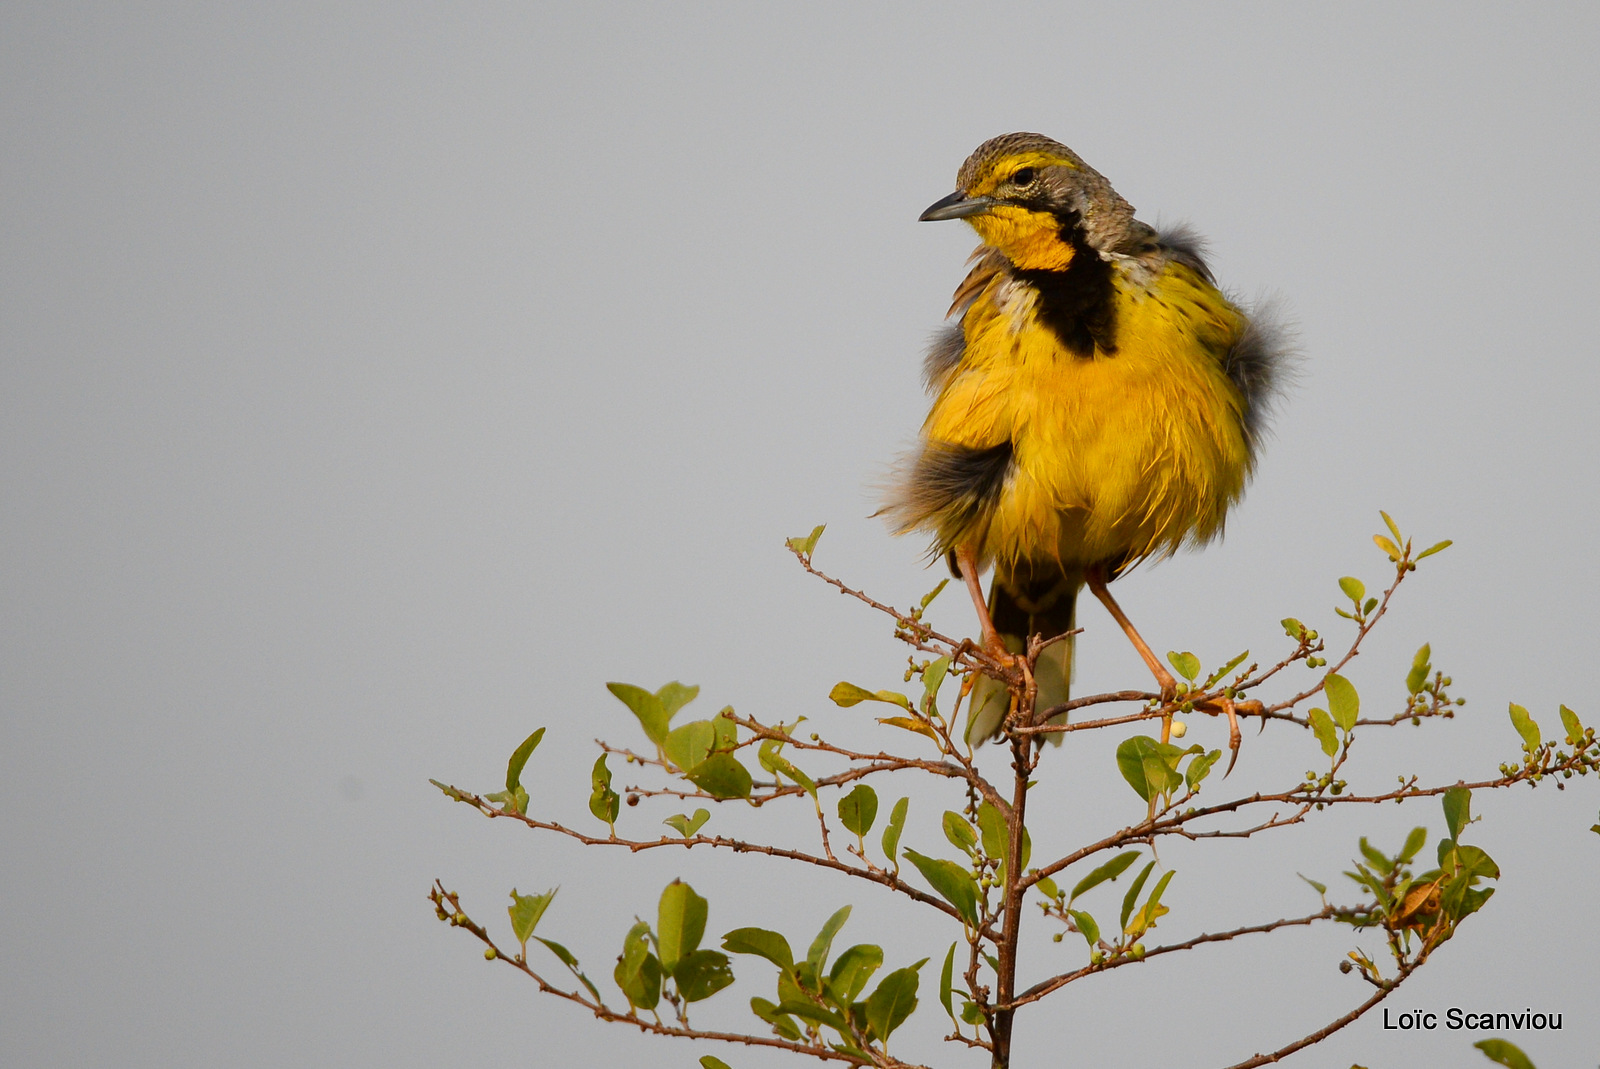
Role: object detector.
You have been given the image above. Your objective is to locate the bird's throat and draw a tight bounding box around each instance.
[1009,215,1119,358]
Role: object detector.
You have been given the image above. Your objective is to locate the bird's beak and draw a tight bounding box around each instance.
[919,191,996,222]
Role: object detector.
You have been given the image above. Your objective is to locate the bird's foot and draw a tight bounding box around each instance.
[1151,665,1178,707]
[983,635,1022,670]
[1193,697,1264,776]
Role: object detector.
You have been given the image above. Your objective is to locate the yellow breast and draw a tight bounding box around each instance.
[923,260,1252,571]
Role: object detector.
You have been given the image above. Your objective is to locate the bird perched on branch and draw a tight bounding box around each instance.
[883,132,1288,744]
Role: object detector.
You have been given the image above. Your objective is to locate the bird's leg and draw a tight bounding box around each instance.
[1086,568,1177,703]
[954,544,1015,665]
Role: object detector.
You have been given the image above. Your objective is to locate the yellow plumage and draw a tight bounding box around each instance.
[885,133,1285,742]
[926,259,1252,570]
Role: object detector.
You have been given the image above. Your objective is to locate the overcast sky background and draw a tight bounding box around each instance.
[5,4,1598,1067]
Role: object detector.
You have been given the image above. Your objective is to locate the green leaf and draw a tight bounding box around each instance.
[1205,649,1250,686]
[759,747,817,800]
[589,754,619,826]
[828,682,910,709]
[1446,784,1465,844]
[711,707,738,752]
[614,921,661,1010]
[920,578,949,610]
[876,715,940,742]
[881,797,909,864]
[663,720,716,773]
[1068,850,1140,903]
[1359,837,1391,874]
[750,996,803,1040]
[1380,510,1404,545]
[1125,869,1175,936]
[1281,617,1306,640]
[1120,861,1156,932]
[674,949,734,1002]
[837,785,878,837]
[865,965,921,1043]
[534,936,578,968]
[1338,576,1366,605]
[508,887,557,949]
[775,998,848,1032]
[656,682,700,723]
[686,753,753,799]
[827,943,884,1005]
[1560,704,1584,746]
[606,683,670,746]
[533,937,602,1002]
[1066,909,1100,948]
[942,811,978,855]
[903,850,981,927]
[721,927,794,972]
[786,524,826,556]
[1298,873,1326,895]
[1185,749,1222,790]
[959,999,984,1025]
[1166,650,1200,682]
[805,905,852,976]
[1406,644,1432,694]
[1399,826,1428,863]
[922,656,951,709]
[976,803,1007,861]
[428,778,473,802]
[657,880,709,972]
[1115,735,1187,802]
[663,808,710,837]
[701,1057,734,1069]
[1416,539,1453,561]
[1308,707,1339,757]
[1473,1038,1534,1069]
[1324,673,1359,732]
[1373,534,1402,562]
[505,728,546,793]
[1456,844,1500,881]
[828,681,876,707]
[1509,703,1541,751]
[939,943,956,1019]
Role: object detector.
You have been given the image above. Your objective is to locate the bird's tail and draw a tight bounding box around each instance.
[966,561,1081,745]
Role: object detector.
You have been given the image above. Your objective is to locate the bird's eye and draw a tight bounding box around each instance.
[1011,167,1036,186]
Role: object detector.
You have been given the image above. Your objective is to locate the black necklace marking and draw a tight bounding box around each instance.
[1010,208,1118,358]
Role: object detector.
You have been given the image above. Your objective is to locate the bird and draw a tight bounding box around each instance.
[882,132,1288,745]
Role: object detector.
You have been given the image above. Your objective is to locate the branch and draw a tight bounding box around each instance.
[1219,958,1418,1069]
[433,784,1002,940]
[431,883,930,1068]
[1010,907,1347,1008]
[1024,743,1595,890]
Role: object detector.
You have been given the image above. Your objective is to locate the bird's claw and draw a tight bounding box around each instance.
[1193,695,1247,776]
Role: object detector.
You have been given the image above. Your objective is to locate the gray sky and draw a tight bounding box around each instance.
[4,3,1597,1067]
